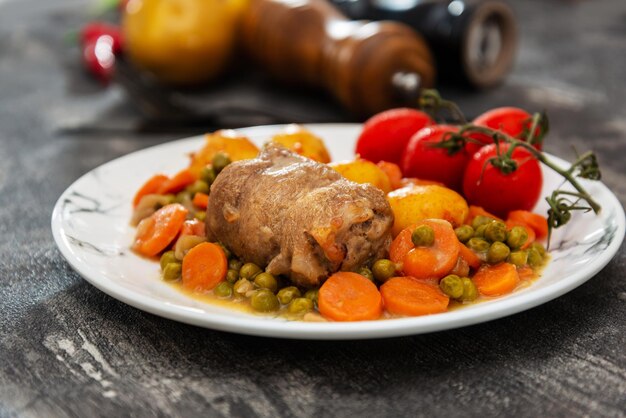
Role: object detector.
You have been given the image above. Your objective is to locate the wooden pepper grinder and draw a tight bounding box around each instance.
[240,0,436,117]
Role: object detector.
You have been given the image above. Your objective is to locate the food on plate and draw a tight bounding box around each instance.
[130,90,602,322]
[268,124,331,163]
[387,184,468,236]
[463,143,542,218]
[355,108,433,164]
[206,144,393,287]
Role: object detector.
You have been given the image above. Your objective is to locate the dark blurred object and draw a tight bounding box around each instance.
[331,0,517,88]
[240,0,436,117]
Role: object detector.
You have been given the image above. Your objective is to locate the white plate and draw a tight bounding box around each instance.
[51,124,625,339]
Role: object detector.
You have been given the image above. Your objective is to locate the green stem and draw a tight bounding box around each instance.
[458,125,602,214]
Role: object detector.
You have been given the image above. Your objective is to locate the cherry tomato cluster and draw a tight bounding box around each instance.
[355,107,544,218]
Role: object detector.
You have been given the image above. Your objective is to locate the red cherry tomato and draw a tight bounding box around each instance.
[356,108,433,165]
[467,107,543,154]
[463,143,543,218]
[401,125,469,191]
[80,22,123,54]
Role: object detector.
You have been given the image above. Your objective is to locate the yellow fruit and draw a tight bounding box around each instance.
[189,130,259,175]
[387,184,469,236]
[122,0,247,85]
[329,159,392,193]
[269,124,331,163]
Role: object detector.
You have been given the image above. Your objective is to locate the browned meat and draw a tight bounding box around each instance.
[206,144,393,287]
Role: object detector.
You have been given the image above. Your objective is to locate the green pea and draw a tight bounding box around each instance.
[454,225,474,243]
[186,180,210,197]
[472,215,496,230]
[506,226,528,249]
[530,243,547,258]
[372,259,396,282]
[487,242,511,263]
[474,224,487,238]
[214,282,233,298]
[440,274,464,299]
[200,166,217,185]
[160,251,177,270]
[194,211,206,221]
[162,262,182,281]
[304,289,319,305]
[239,263,261,280]
[288,297,314,314]
[277,286,301,305]
[467,237,490,252]
[527,249,543,267]
[412,225,435,247]
[175,191,192,204]
[233,278,253,296]
[229,259,243,271]
[508,251,528,267]
[459,277,478,302]
[358,267,375,282]
[212,152,232,174]
[254,272,278,293]
[484,221,508,243]
[226,269,239,284]
[155,194,176,210]
[250,289,280,312]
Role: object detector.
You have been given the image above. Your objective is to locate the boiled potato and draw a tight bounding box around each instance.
[330,159,392,193]
[269,124,331,163]
[387,184,469,236]
[189,130,259,175]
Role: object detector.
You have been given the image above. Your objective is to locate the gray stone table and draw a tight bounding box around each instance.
[0,0,625,416]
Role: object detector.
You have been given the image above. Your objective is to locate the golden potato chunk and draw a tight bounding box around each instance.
[387,184,469,236]
[269,124,331,163]
[329,159,392,193]
[189,130,259,175]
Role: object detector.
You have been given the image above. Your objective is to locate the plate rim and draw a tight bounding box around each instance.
[51,123,626,340]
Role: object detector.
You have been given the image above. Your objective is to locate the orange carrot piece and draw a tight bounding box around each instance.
[381,277,449,316]
[181,219,206,237]
[182,242,228,292]
[390,219,460,280]
[458,243,481,270]
[192,192,209,209]
[132,203,188,257]
[377,161,403,190]
[466,205,502,224]
[318,272,383,321]
[505,220,536,249]
[133,174,169,207]
[517,266,537,281]
[508,210,548,240]
[472,262,519,296]
[157,169,197,195]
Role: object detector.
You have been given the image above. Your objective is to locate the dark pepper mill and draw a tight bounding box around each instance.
[240,0,436,117]
[331,0,518,88]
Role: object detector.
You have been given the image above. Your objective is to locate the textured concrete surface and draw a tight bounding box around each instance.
[0,0,625,417]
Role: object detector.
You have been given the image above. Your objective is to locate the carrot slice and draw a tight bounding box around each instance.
[517,266,537,281]
[390,219,460,280]
[318,272,383,321]
[377,161,403,190]
[157,169,197,195]
[505,220,536,249]
[458,243,481,269]
[133,203,188,257]
[192,192,209,209]
[133,174,169,207]
[508,210,548,240]
[381,277,449,316]
[466,205,502,224]
[182,242,228,292]
[472,262,519,296]
[181,219,206,237]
